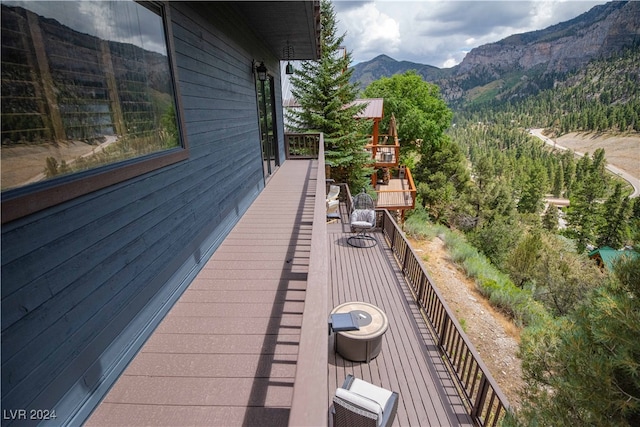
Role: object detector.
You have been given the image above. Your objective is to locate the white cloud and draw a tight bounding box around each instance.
[442,58,458,68]
[339,3,401,59]
[336,1,608,67]
[5,0,167,54]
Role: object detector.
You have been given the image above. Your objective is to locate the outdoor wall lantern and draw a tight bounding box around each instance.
[285,62,294,74]
[256,61,268,81]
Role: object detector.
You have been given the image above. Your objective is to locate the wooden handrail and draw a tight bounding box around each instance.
[288,134,329,426]
[380,211,510,427]
[367,134,399,146]
[405,167,416,209]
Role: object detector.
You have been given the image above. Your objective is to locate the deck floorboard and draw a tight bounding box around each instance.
[86,161,317,427]
[87,160,473,426]
[327,205,473,426]
[376,178,413,209]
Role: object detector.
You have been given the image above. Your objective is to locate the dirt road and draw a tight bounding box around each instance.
[529,128,640,197]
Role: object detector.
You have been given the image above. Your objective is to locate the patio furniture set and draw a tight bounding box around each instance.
[325,184,397,426]
[328,302,396,426]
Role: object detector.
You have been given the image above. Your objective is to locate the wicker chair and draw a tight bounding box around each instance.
[348,190,376,247]
[332,374,399,427]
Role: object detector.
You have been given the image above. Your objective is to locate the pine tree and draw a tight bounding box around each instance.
[518,165,548,214]
[287,0,371,190]
[598,182,632,248]
[552,162,564,197]
[563,154,576,198]
[631,198,640,244]
[542,204,559,232]
[565,150,608,251]
[414,137,470,224]
[518,255,640,426]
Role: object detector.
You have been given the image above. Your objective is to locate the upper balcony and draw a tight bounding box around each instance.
[366,134,400,168]
[352,98,401,169]
[87,134,508,427]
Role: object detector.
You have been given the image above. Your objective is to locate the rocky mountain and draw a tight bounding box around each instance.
[351,1,640,106]
[350,54,451,89]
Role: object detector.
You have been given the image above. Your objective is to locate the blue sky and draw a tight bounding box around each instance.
[333,0,609,67]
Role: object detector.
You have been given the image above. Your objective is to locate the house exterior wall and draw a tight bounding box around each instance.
[1,2,285,424]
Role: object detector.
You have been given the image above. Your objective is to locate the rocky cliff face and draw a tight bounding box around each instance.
[351,1,640,105]
[456,1,639,76]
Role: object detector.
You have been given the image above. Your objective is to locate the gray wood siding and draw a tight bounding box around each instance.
[1,3,286,425]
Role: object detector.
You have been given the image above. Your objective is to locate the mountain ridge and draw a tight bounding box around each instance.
[351,54,451,88]
[350,1,640,105]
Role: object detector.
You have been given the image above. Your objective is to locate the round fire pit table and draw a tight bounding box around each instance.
[331,301,389,363]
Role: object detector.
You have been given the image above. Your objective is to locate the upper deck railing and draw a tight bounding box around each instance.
[366,134,400,167]
[380,211,511,427]
[285,133,320,159]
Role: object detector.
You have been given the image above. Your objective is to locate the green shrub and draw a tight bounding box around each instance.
[404,209,448,240]
[406,217,552,328]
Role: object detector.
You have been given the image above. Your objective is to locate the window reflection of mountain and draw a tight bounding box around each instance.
[1,1,180,192]
[4,1,168,55]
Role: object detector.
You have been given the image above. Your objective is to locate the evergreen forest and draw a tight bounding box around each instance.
[402,49,640,426]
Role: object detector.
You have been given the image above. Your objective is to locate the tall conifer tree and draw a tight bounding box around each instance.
[287,0,371,190]
[518,255,640,426]
[598,182,632,248]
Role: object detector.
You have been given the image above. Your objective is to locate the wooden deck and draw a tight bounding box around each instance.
[328,207,473,426]
[86,158,472,426]
[86,159,318,426]
[376,178,414,209]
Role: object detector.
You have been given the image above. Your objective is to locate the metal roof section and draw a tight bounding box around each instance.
[351,98,384,120]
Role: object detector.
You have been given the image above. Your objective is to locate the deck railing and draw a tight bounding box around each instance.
[380,211,510,427]
[285,135,508,425]
[285,133,320,159]
[365,134,400,167]
[375,166,416,211]
[288,133,329,427]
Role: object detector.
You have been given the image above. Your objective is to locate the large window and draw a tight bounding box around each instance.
[1,1,186,222]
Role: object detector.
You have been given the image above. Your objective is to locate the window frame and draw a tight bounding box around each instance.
[1,1,188,224]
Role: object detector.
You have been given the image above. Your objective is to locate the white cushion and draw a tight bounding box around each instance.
[327,185,340,200]
[335,387,383,423]
[351,209,375,225]
[348,378,393,410]
[327,199,339,213]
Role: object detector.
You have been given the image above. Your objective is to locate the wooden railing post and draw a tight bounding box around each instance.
[417,274,426,305]
[471,375,490,420]
[402,239,411,275]
[438,315,449,347]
